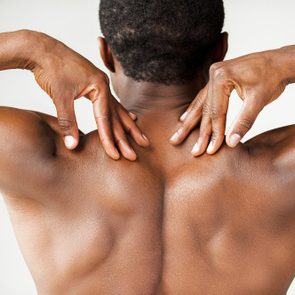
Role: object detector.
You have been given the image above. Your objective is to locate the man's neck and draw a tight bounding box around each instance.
[111,75,207,151]
[114,75,207,116]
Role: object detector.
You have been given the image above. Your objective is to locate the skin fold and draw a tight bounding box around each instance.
[1,30,295,294]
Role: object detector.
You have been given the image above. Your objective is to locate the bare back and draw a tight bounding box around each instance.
[2,108,295,295]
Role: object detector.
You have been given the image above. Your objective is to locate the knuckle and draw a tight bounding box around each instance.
[58,117,73,131]
[95,113,111,122]
[209,62,227,81]
[191,97,203,111]
[115,137,124,145]
[202,103,211,117]
[209,62,220,74]
[211,132,218,142]
[239,118,254,131]
[210,107,220,120]
[100,137,111,146]
[210,108,225,121]
[96,74,110,90]
[100,72,110,84]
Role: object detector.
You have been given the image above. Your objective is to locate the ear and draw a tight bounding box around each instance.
[98,37,115,72]
[212,32,228,63]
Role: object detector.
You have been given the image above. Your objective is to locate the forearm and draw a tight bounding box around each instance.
[0,30,49,71]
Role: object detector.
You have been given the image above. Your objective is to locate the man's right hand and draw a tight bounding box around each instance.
[170,46,295,156]
[0,30,149,161]
[29,31,150,160]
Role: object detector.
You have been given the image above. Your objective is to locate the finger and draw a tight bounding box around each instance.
[118,109,149,147]
[169,112,202,145]
[92,98,120,160]
[179,85,208,122]
[112,117,137,161]
[226,99,263,148]
[206,115,226,154]
[55,98,79,150]
[129,112,137,121]
[80,80,122,159]
[191,114,212,157]
[206,80,231,154]
[170,86,208,145]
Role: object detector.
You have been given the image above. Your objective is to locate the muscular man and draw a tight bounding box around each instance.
[1,0,295,294]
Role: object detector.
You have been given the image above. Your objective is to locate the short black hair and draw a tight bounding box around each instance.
[99,0,225,85]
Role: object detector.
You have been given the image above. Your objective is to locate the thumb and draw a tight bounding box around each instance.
[226,99,263,148]
[55,99,79,150]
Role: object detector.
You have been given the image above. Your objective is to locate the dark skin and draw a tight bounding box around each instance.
[0,30,149,160]
[173,46,295,155]
[1,30,295,294]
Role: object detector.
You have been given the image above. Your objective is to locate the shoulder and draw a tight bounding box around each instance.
[244,125,295,166]
[0,107,84,196]
[243,125,295,228]
[0,106,85,158]
[243,125,295,202]
[0,107,55,154]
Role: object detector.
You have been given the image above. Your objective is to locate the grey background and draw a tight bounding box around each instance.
[1,0,295,294]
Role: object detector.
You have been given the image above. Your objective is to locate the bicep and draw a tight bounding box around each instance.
[0,107,57,196]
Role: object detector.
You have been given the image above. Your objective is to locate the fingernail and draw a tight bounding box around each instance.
[170,132,179,143]
[125,147,137,161]
[129,150,137,161]
[191,142,200,155]
[64,135,76,150]
[129,112,137,120]
[207,141,214,154]
[170,128,183,143]
[228,134,241,147]
[121,141,137,161]
[112,149,120,160]
[142,133,149,142]
[180,112,188,122]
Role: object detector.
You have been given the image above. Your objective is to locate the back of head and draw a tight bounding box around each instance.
[99,0,224,85]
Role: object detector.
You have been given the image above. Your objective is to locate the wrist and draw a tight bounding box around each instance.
[14,30,56,71]
[274,45,295,85]
[0,30,51,71]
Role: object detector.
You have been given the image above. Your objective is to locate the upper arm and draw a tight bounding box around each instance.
[244,124,295,166]
[244,125,295,216]
[0,107,58,197]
